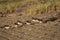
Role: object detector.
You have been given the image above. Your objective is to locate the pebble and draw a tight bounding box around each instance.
[28,28,32,31]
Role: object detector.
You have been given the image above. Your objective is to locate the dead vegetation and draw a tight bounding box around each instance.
[0,0,60,16]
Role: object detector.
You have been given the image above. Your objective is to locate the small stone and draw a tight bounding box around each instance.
[28,28,32,31]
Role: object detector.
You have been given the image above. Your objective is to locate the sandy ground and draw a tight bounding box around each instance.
[0,1,60,40]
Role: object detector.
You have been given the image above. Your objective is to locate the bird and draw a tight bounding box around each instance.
[13,23,18,28]
[4,25,10,29]
[32,17,43,23]
[32,18,39,22]
[17,21,23,25]
[25,21,31,25]
[13,21,24,28]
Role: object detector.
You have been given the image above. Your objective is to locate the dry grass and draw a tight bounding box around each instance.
[0,0,23,13]
[0,0,60,15]
[27,0,60,15]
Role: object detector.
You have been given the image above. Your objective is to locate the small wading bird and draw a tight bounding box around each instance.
[2,25,10,29]
[13,23,18,28]
[25,21,31,25]
[17,21,23,25]
[32,17,43,23]
[13,21,24,28]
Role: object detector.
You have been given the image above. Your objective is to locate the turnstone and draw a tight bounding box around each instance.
[13,23,18,28]
[26,21,31,25]
[4,25,10,29]
[32,18,39,22]
[32,17,43,23]
[17,21,23,25]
